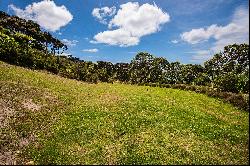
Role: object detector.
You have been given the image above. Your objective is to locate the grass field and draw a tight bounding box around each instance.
[0,61,249,165]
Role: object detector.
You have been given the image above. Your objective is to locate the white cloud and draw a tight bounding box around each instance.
[181,27,212,44]
[92,2,170,47]
[62,39,78,47]
[82,49,99,53]
[9,0,73,32]
[171,40,179,44]
[92,6,116,24]
[94,29,140,47]
[181,6,249,52]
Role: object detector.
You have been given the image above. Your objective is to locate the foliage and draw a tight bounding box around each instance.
[193,73,211,86]
[181,64,204,84]
[0,11,67,54]
[163,62,182,84]
[204,44,249,93]
[114,63,130,82]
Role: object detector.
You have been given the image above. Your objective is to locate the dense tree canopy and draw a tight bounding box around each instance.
[205,44,249,93]
[0,11,67,54]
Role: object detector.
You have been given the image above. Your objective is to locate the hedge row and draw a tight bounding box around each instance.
[138,83,249,111]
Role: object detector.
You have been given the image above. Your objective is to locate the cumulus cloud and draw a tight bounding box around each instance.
[92,2,170,47]
[8,0,73,32]
[94,29,140,47]
[92,6,116,24]
[181,6,249,52]
[62,39,78,47]
[82,49,99,53]
[181,27,213,44]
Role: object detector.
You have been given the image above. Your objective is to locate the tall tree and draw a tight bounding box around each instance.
[163,62,183,84]
[129,52,155,83]
[204,44,249,92]
[114,63,130,82]
[0,11,67,54]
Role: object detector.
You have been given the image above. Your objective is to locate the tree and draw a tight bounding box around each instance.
[204,44,249,93]
[163,62,182,84]
[149,57,169,83]
[181,64,204,84]
[96,61,114,82]
[0,11,67,54]
[114,63,130,82]
[129,52,154,84]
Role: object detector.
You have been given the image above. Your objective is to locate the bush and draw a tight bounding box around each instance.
[185,85,196,91]
[223,93,249,111]
[163,84,171,88]
[172,84,186,90]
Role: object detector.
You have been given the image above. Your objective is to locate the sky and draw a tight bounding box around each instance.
[0,0,249,64]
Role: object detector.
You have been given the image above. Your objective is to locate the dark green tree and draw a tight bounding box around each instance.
[204,44,249,93]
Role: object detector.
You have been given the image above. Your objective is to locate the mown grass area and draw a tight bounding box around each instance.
[0,61,249,165]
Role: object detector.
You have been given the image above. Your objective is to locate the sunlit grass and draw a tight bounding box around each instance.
[0,61,248,165]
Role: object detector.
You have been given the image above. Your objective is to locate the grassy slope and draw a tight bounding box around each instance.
[0,61,249,165]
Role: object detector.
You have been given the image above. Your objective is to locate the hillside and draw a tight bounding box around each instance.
[0,61,249,165]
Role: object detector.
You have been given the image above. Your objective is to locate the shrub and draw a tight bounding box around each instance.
[172,84,186,90]
[164,84,171,88]
[223,93,249,111]
[160,84,171,88]
[150,83,157,87]
[185,85,196,91]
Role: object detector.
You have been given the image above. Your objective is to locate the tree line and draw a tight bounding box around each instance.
[0,11,249,94]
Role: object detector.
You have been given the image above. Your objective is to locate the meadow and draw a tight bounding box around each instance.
[0,61,249,165]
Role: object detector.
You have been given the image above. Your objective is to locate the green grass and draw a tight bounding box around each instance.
[0,61,249,165]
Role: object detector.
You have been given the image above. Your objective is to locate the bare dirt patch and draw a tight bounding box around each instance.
[0,151,19,165]
[0,81,61,164]
[0,99,15,127]
[22,99,42,112]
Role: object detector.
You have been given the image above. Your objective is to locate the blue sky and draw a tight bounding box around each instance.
[0,0,249,64]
